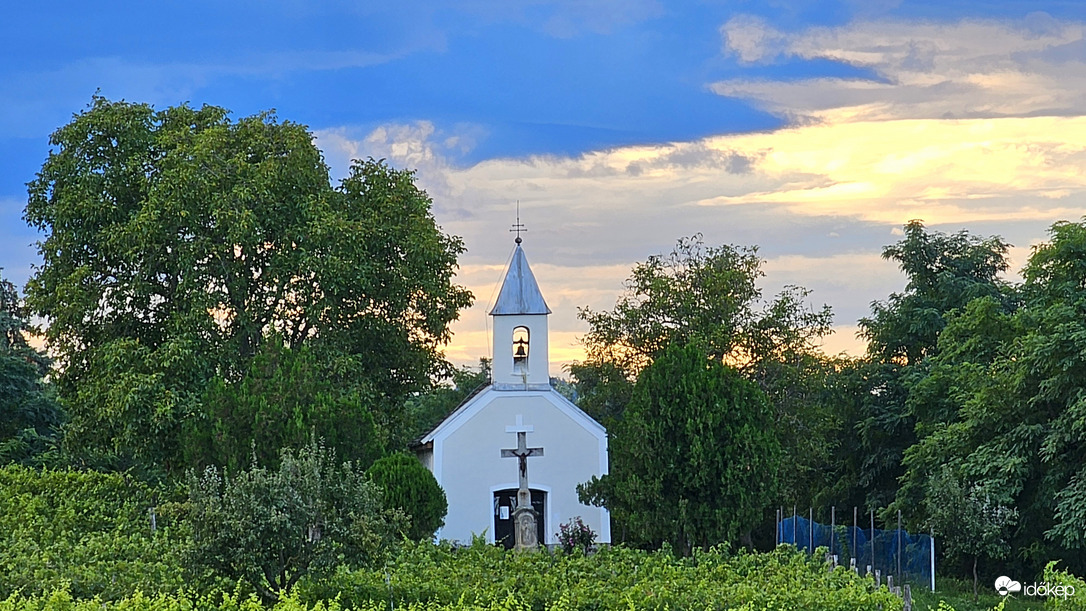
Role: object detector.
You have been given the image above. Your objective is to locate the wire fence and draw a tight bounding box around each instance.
[776,508,934,591]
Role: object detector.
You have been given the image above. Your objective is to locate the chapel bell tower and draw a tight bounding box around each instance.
[489,231,551,390]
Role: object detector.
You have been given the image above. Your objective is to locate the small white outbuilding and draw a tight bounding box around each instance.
[414,237,610,547]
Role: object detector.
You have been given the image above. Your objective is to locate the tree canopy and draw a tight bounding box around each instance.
[850,219,1086,577]
[576,235,832,378]
[859,219,1011,366]
[833,221,1015,511]
[23,97,472,475]
[571,235,834,508]
[0,272,63,466]
[579,343,780,555]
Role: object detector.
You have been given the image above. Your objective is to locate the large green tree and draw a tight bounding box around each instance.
[24,97,472,475]
[579,343,780,555]
[571,235,834,507]
[891,220,1086,577]
[845,221,1012,511]
[860,220,1011,366]
[1020,221,1086,554]
[576,235,832,378]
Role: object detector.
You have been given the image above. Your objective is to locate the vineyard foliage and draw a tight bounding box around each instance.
[1044,562,1086,611]
[2,545,903,611]
[300,541,901,611]
[0,465,185,600]
[0,464,904,610]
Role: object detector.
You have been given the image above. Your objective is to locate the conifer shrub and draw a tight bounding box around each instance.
[366,452,447,540]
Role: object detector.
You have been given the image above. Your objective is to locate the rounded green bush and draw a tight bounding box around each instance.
[367,453,447,541]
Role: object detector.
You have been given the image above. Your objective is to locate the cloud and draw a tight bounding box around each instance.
[713,15,1086,121]
[721,15,789,63]
[310,14,1086,370]
[318,106,1084,369]
[315,121,493,222]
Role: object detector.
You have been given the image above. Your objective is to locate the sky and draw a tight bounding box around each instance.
[2,1,1085,373]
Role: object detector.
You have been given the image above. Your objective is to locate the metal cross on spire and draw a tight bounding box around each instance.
[509,201,526,244]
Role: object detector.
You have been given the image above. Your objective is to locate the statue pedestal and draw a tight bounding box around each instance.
[512,504,540,552]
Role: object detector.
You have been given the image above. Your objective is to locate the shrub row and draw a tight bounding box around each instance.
[300,541,903,611]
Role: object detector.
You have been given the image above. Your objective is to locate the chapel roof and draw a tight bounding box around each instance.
[488,243,551,316]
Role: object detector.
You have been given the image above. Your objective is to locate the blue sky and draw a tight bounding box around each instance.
[3,1,1085,366]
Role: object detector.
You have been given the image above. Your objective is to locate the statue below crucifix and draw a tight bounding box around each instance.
[501,415,544,551]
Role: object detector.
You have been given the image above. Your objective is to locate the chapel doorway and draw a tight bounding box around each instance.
[493,488,545,549]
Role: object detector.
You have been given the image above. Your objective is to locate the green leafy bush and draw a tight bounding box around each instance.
[186,442,402,602]
[366,452,447,541]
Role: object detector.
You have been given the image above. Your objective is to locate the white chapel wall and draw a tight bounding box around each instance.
[433,391,609,545]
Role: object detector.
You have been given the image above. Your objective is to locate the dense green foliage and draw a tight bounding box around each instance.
[186,442,401,602]
[401,358,489,445]
[873,220,1086,578]
[1,543,906,611]
[0,465,183,600]
[192,339,383,474]
[24,97,472,475]
[0,274,62,466]
[1045,561,1086,611]
[569,219,1086,583]
[366,452,447,541]
[570,235,834,517]
[846,221,1014,511]
[303,543,903,611]
[579,343,780,554]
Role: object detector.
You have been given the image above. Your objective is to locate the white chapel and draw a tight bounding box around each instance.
[414,236,611,547]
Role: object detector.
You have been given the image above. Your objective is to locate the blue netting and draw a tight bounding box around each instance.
[778,515,932,587]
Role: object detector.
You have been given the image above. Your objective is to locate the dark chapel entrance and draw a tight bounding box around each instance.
[493,489,545,549]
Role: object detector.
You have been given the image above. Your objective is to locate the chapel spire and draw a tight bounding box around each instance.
[489,216,551,316]
[489,216,551,389]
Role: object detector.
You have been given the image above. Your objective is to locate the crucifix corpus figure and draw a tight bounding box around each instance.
[501,415,544,551]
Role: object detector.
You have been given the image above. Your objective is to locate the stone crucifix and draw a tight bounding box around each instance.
[501,414,544,551]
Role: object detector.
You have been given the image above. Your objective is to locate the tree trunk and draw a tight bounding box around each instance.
[977,555,986,603]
